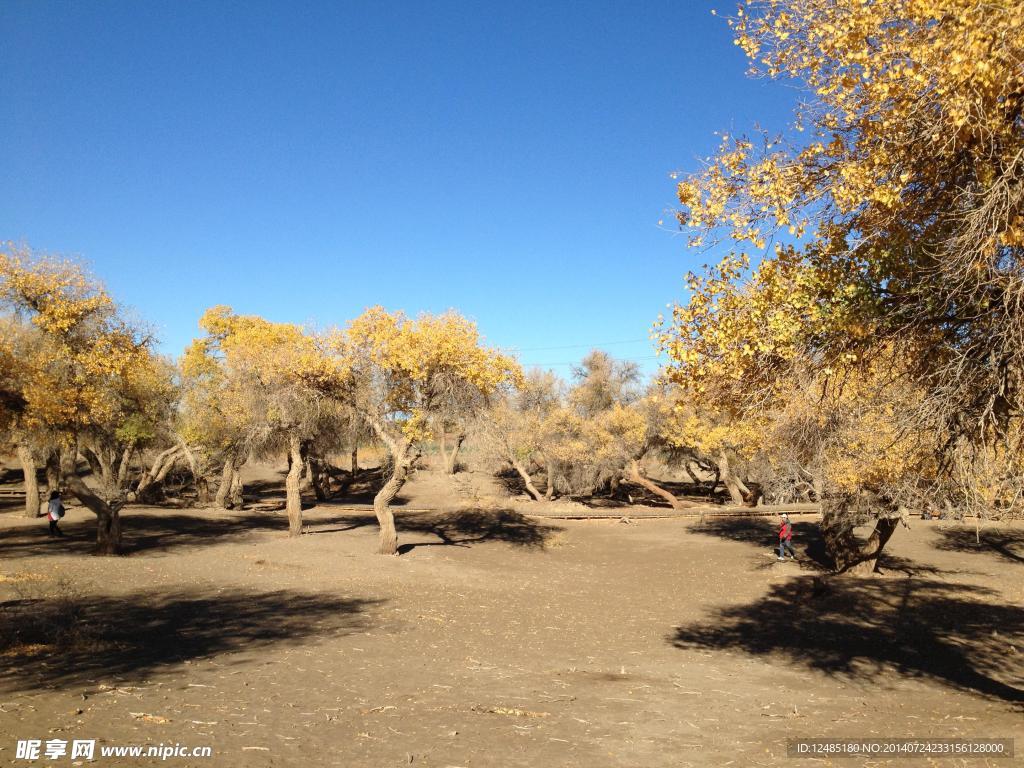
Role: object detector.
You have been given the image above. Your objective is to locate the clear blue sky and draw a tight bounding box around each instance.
[0,0,794,375]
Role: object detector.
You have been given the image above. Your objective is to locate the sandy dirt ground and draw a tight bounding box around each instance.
[0,465,1021,767]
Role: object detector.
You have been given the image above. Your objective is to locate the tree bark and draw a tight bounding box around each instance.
[307,455,328,501]
[623,458,695,509]
[60,449,122,555]
[444,433,465,475]
[229,470,244,508]
[134,445,182,502]
[545,458,557,500]
[510,457,544,501]
[373,442,415,555]
[843,517,899,575]
[196,475,211,503]
[822,493,900,575]
[285,434,304,537]
[216,449,246,509]
[82,447,105,483]
[17,443,40,518]
[717,449,751,506]
[116,446,135,490]
[216,459,235,509]
[44,448,61,497]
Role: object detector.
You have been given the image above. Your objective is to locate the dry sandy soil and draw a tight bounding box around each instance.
[0,464,1021,767]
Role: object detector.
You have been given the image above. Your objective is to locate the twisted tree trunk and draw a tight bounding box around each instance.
[822,493,900,575]
[623,458,695,509]
[16,443,39,518]
[444,433,465,475]
[60,448,122,555]
[285,434,304,537]
[133,445,182,502]
[510,457,543,501]
[216,450,246,509]
[717,449,752,506]
[374,441,416,555]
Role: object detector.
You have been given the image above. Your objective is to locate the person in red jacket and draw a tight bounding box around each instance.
[777,513,796,561]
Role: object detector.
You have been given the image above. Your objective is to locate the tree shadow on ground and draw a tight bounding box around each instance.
[306,506,562,553]
[687,516,980,577]
[0,588,383,692]
[0,510,301,559]
[394,508,563,553]
[669,576,1024,704]
[689,517,834,571]
[931,527,1024,566]
[0,504,560,560]
[0,496,25,514]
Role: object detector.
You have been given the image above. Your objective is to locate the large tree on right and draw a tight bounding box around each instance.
[659,0,1023,572]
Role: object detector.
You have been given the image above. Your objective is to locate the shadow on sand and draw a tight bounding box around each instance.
[931,526,1024,566]
[688,516,834,571]
[308,506,563,554]
[0,505,562,559]
[0,588,383,691]
[668,575,1024,703]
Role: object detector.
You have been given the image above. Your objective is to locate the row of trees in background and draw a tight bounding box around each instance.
[0,246,523,555]
[1,245,771,557]
[11,224,1015,571]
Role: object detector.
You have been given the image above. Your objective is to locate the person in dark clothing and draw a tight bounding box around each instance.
[777,513,796,561]
[46,490,65,537]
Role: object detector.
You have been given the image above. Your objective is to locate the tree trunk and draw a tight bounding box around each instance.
[545,458,556,500]
[216,450,247,510]
[608,476,620,498]
[351,446,359,476]
[308,457,327,501]
[285,434,304,537]
[216,460,235,509]
[60,449,122,555]
[45,448,61,497]
[623,458,695,509]
[510,457,543,501]
[444,433,465,475]
[717,450,751,506]
[822,493,900,575]
[196,475,211,503]
[17,443,40,518]
[82,447,104,482]
[229,470,244,508]
[116,446,135,490]
[134,445,182,502]
[374,443,415,555]
[843,517,899,575]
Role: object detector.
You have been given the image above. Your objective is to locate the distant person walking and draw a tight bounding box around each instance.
[777,513,796,561]
[46,490,65,537]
